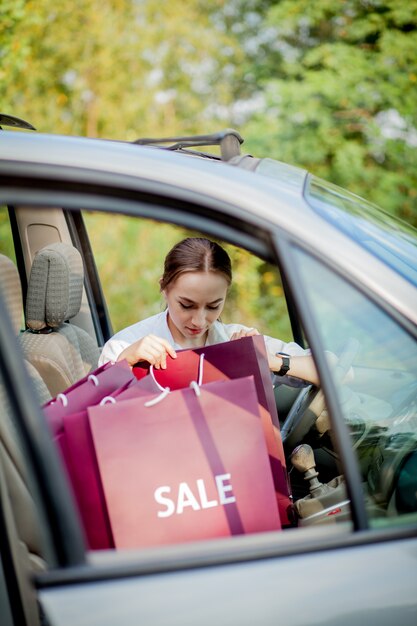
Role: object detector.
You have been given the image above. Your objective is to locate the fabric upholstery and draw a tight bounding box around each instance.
[20,325,100,398]
[0,247,99,623]
[26,243,84,331]
[0,254,51,403]
[0,382,45,563]
[0,454,43,625]
[24,360,53,406]
[0,381,45,626]
[0,255,46,623]
[0,261,50,546]
[20,243,100,397]
[0,253,24,334]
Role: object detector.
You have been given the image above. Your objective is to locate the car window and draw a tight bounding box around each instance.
[305,176,417,288]
[294,246,417,529]
[83,211,293,342]
[254,158,307,193]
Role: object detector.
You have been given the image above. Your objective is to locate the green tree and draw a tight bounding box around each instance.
[0,0,244,139]
[238,0,417,225]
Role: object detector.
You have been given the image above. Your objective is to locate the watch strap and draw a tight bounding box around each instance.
[274,352,290,376]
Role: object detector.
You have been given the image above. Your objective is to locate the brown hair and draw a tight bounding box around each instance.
[160,237,232,291]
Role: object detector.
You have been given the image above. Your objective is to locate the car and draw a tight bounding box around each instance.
[0,116,416,626]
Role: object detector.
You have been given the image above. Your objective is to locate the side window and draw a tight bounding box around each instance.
[83,211,293,341]
[0,206,15,261]
[294,247,417,528]
[83,212,187,333]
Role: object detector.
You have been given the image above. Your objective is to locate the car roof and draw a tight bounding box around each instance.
[0,130,310,220]
[1,130,416,326]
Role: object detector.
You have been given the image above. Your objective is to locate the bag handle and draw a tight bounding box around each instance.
[56,393,68,407]
[144,387,170,407]
[189,380,201,397]
[146,353,206,405]
[99,396,117,406]
[97,354,206,409]
[149,353,205,391]
[51,372,100,407]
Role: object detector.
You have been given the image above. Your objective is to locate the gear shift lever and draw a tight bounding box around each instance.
[290,444,348,522]
[290,444,326,496]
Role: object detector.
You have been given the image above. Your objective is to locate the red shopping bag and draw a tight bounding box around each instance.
[133,336,292,524]
[42,360,136,549]
[88,376,281,549]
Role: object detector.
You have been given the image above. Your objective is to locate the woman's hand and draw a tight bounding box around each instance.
[230,328,260,341]
[117,334,176,369]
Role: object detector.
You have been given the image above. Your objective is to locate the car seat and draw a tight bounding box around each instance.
[0,387,45,626]
[20,243,100,398]
[0,256,48,625]
[0,254,51,404]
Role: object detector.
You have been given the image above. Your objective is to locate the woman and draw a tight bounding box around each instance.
[99,237,319,385]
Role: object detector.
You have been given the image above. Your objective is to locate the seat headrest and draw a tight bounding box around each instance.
[0,254,23,334]
[26,243,84,331]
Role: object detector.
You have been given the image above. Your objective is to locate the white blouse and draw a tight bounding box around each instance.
[99,310,309,373]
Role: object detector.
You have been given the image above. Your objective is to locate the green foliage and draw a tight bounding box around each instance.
[0,0,28,93]
[240,0,417,226]
[3,1,416,223]
[84,212,292,340]
[0,0,243,138]
[2,0,416,338]
[83,213,186,330]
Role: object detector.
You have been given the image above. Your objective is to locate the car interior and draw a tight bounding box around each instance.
[21,242,100,398]
[0,129,416,624]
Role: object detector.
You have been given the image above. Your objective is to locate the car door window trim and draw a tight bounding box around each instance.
[273,234,369,531]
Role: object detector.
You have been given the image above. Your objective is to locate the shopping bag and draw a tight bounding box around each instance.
[133,336,292,524]
[88,376,281,549]
[133,335,276,419]
[43,359,135,427]
[42,360,136,549]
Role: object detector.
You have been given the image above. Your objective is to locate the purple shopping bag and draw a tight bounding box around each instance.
[42,360,136,549]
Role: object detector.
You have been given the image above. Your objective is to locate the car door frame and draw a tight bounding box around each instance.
[0,163,413,536]
[1,164,417,625]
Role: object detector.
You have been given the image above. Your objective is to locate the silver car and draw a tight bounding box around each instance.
[0,120,416,626]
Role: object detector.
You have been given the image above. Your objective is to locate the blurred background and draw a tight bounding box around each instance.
[1,0,416,335]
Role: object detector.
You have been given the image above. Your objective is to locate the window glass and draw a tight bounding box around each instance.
[83,211,292,341]
[305,176,417,288]
[254,158,307,193]
[294,247,417,529]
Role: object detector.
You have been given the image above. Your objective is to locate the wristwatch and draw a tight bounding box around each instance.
[274,352,290,376]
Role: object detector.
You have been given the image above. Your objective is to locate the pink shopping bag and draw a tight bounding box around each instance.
[89,376,281,549]
[43,359,135,426]
[133,336,292,524]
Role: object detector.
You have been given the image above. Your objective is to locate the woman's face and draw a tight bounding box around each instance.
[163,271,229,347]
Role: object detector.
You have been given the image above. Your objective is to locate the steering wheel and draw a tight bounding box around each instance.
[280,338,360,451]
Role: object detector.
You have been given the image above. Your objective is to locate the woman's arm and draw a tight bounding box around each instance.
[229,327,319,385]
[269,352,319,386]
